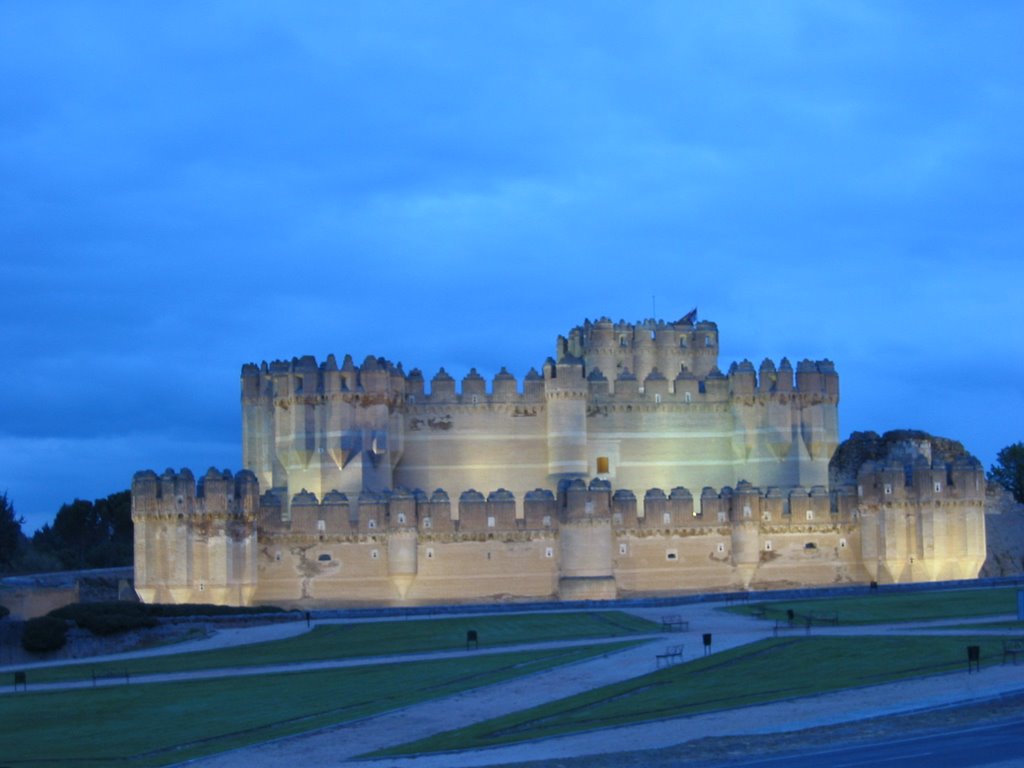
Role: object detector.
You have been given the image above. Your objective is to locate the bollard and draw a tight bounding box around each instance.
[702,633,712,656]
[967,645,981,674]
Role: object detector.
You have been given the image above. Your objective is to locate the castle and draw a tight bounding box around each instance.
[132,314,987,606]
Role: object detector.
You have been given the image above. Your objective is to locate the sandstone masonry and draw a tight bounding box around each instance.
[132,314,986,606]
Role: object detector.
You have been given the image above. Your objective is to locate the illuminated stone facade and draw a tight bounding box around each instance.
[132,315,987,606]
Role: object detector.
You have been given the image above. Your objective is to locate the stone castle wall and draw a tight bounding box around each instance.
[132,459,987,606]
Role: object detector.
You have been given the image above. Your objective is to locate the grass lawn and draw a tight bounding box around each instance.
[0,641,636,767]
[24,610,658,684]
[723,587,1018,625]
[377,634,1012,756]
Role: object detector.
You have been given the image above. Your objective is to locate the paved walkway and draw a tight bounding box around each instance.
[180,606,1024,767]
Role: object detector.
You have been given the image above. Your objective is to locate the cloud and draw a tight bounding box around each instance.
[1,1,1021,533]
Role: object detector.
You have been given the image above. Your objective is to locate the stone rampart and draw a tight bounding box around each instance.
[132,457,986,606]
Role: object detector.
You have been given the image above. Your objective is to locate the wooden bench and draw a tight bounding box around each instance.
[661,615,689,632]
[656,644,684,668]
[809,611,839,626]
[773,617,811,637]
[1003,639,1024,665]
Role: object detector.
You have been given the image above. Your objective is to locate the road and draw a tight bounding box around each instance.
[693,719,1024,768]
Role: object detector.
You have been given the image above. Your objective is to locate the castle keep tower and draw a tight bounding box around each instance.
[241,313,841,517]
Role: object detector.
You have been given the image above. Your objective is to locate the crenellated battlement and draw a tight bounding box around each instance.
[240,310,836,413]
[242,353,837,406]
[855,455,986,505]
[131,467,260,521]
[135,469,865,537]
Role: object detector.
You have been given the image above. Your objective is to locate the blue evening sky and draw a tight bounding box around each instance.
[2,2,1022,533]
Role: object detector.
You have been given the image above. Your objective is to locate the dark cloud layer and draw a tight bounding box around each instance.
[2,1,1022,532]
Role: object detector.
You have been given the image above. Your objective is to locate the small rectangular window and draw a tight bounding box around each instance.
[544,547,554,558]
[487,516,495,528]
[619,543,628,555]
[596,456,610,474]
[666,549,678,561]
[806,510,814,521]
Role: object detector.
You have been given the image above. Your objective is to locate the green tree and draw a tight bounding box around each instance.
[988,442,1024,503]
[0,492,24,572]
[32,490,132,570]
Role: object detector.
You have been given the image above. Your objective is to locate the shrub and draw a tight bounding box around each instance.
[50,602,155,635]
[22,616,68,653]
[47,601,286,636]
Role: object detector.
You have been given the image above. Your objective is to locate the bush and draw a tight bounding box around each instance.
[50,602,156,635]
[22,616,68,653]
[47,601,286,636]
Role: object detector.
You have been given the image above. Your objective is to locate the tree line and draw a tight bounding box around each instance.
[0,490,132,574]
